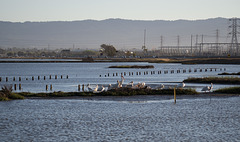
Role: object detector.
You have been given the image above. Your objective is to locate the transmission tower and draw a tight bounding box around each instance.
[229,18,240,55]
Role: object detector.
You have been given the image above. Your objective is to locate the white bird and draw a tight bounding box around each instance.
[158,84,165,90]
[126,81,134,88]
[201,83,213,92]
[177,82,185,88]
[97,85,105,92]
[87,84,98,92]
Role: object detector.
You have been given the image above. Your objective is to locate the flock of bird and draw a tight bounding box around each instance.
[87,75,213,93]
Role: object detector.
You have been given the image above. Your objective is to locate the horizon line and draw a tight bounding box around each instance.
[0,17,234,23]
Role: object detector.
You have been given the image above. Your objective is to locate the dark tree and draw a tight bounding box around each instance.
[100,44,117,57]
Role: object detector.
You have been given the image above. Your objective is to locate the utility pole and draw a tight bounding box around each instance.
[142,29,147,54]
[229,18,240,56]
[160,35,163,54]
[177,35,180,55]
[201,34,203,56]
[216,29,219,55]
[196,35,199,55]
[191,35,193,55]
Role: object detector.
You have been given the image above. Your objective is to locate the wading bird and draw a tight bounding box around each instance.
[201,83,213,92]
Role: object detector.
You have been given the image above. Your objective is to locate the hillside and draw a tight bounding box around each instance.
[0,18,230,50]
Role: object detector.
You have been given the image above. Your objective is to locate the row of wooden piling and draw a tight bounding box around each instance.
[8,83,86,92]
[99,68,226,77]
[0,75,69,82]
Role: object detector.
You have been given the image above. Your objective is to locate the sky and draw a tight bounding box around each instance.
[0,0,240,22]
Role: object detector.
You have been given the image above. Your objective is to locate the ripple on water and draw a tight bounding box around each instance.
[0,97,240,141]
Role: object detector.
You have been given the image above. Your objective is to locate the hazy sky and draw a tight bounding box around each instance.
[1,0,240,22]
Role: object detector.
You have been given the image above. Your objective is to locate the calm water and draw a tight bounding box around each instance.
[0,96,239,141]
[0,62,239,92]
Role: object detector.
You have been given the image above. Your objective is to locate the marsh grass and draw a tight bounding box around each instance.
[214,87,240,94]
[184,76,240,84]
[218,72,240,75]
[0,85,24,101]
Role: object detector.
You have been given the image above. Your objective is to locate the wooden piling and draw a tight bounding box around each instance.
[78,84,81,91]
[174,87,176,104]
[19,77,21,81]
[32,76,34,81]
[61,75,63,79]
[55,75,57,79]
[38,76,40,80]
[19,84,21,90]
[49,75,52,79]
[44,76,46,80]
[6,77,8,82]
[13,77,16,81]
[14,84,17,90]
[113,73,115,77]
[46,85,48,91]
[50,84,52,91]
[82,84,85,92]
[116,73,118,76]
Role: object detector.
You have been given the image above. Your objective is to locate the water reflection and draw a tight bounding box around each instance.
[0,97,239,141]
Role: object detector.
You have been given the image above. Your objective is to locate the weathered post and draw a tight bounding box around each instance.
[82,84,85,92]
[49,75,52,79]
[44,76,46,80]
[61,75,63,79]
[174,87,176,104]
[50,84,53,91]
[46,85,48,91]
[32,76,34,81]
[13,77,16,81]
[78,84,81,92]
[6,77,8,82]
[14,84,17,90]
[19,84,22,90]
[55,75,57,79]
[19,77,21,81]
[38,76,40,80]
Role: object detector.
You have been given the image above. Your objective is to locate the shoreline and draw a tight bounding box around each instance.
[23,93,240,101]
[1,57,240,64]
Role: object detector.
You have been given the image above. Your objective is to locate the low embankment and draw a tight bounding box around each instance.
[184,77,240,84]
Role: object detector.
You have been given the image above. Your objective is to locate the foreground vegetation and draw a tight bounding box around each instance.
[214,87,240,94]
[218,72,240,75]
[0,86,24,101]
[0,88,197,101]
[184,77,240,84]
[2,86,240,101]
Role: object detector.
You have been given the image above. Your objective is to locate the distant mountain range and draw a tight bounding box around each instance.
[0,18,232,50]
